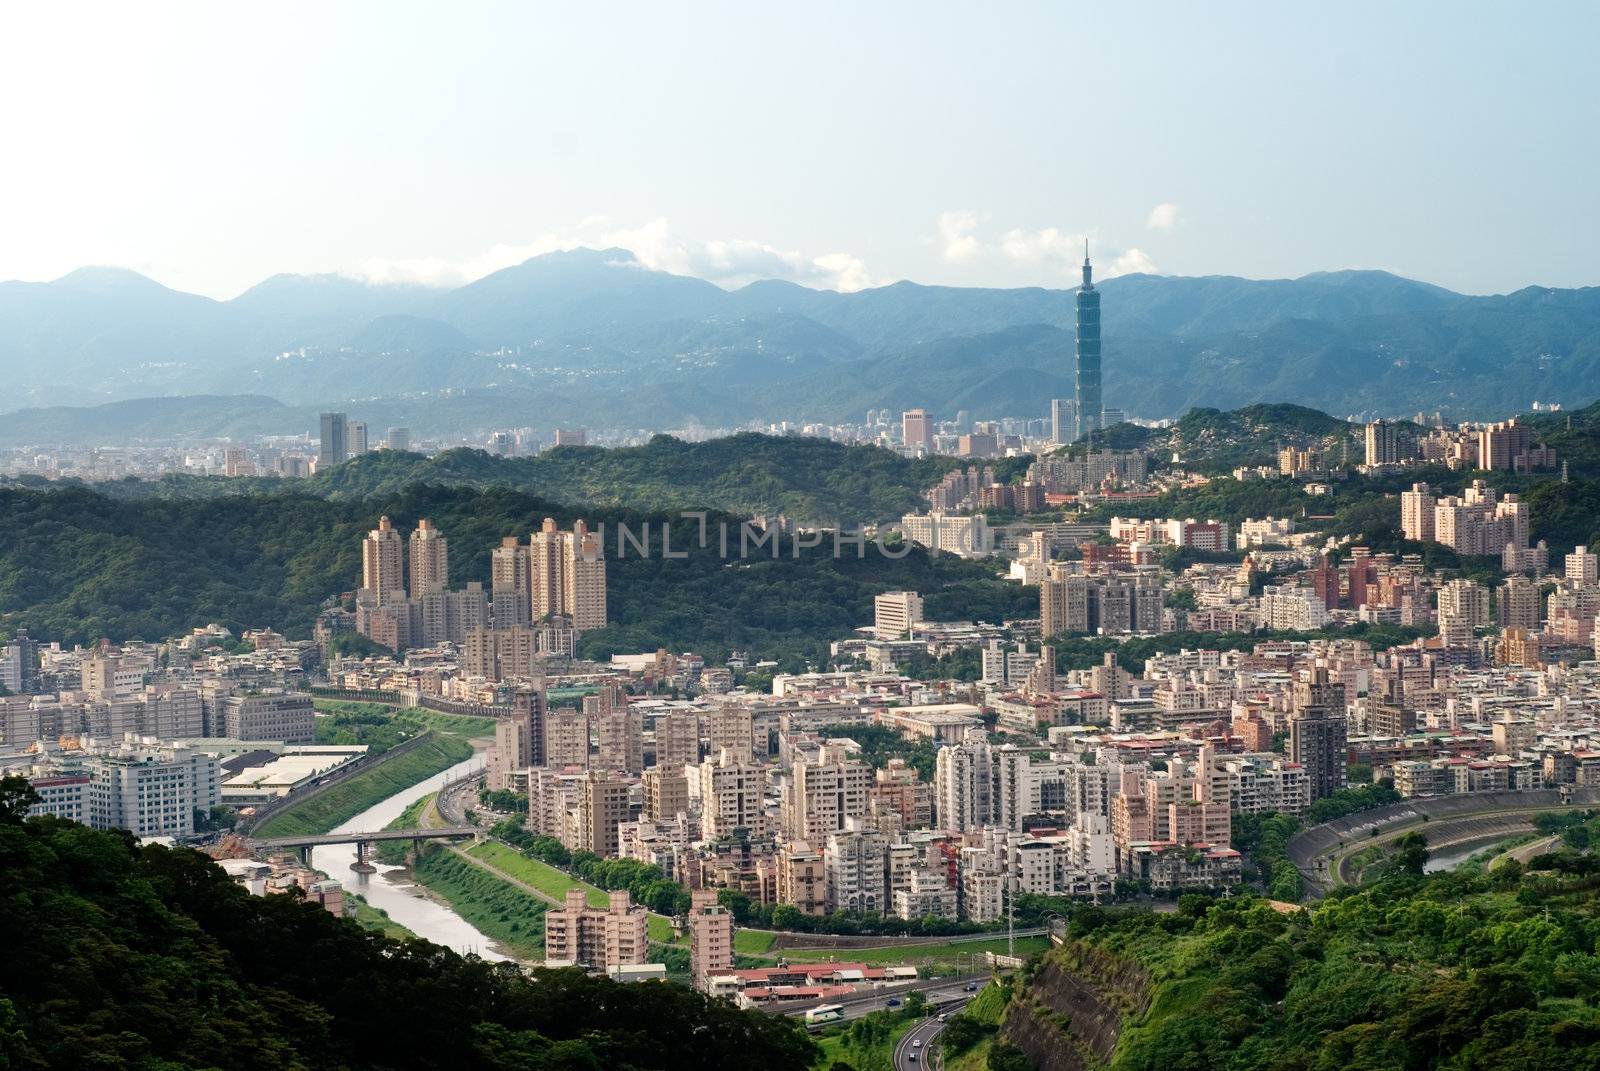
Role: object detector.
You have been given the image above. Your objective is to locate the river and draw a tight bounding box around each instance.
[1423,834,1521,874]
[309,754,508,961]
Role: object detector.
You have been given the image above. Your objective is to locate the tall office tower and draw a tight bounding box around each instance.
[361,516,406,606]
[347,420,369,456]
[408,518,449,599]
[1050,398,1077,444]
[491,536,532,627]
[530,518,607,630]
[1289,667,1349,800]
[319,412,348,469]
[902,409,933,451]
[1074,243,1102,442]
[384,427,411,452]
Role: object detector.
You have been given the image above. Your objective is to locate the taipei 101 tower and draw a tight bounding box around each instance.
[1074,240,1102,442]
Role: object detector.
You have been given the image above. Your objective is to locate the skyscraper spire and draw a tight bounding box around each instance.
[1074,237,1101,441]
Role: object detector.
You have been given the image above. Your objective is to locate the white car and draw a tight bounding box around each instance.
[912,1041,922,1048]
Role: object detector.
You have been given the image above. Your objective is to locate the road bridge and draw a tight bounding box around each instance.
[247,827,477,869]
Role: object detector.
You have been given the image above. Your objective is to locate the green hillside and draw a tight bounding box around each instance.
[0,778,817,1070]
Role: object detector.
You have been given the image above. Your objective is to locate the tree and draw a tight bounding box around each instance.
[0,775,40,823]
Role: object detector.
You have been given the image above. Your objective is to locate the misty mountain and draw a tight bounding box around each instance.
[2,250,1599,441]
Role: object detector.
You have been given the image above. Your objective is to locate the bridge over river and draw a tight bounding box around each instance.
[248,826,476,870]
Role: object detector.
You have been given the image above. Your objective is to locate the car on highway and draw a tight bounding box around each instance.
[912,1040,922,1048]
[965,983,978,991]
[907,1054,917,1062]
[885,997,901,1007]
[937,1014,947,1022]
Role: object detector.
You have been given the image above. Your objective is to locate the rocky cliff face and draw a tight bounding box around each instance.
[998,942,1151,1071]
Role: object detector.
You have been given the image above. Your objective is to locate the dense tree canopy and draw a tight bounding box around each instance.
[0,779,817,1070]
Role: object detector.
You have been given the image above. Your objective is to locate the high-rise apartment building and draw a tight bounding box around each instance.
[408,519,448,599]
[653,710,701,771]
[1566,545,1599,587]
[1074,245,1102,441]
[934,727,994,832]
[1364,419,1418,467]
[1289,668,1348,800]
[901,409,933,451]
[687,888,733,991]
[347,420,369,456]
[487,690,545,791]
[1400,483,1437,542]
[642,768,689,821]
[491,536,532,627]
[361,516,406,606]
[543,707,591,768]
[698,749,767,841]
[318,412,348,469]
[824,824,889,913]
[778,841,828,916]
[1497,576,1541,631]
[530,518,607,630]
[591,688,642,775]
[575,771,630,858]
[783,743,871,842]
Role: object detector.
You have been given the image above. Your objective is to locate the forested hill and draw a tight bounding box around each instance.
[85,433,984,527]
[984,850,1600,1071]
[0,779,817,1070]
[0,482,1036,659]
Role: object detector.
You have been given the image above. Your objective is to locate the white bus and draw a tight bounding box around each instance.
[804,1004,845,1025]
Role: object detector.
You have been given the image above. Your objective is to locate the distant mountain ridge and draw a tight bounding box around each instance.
[3,249,1599,438]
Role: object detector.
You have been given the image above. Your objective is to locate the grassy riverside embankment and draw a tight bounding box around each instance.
[411,847,548,960]
[348,895,416,940]
[253,732,472,838]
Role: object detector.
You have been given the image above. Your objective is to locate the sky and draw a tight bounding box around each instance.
[0,1,1594,299]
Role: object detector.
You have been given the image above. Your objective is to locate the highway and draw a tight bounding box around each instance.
[781,973,989,1023]
[892,995,974,1070]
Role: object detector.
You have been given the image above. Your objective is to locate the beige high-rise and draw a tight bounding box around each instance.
[408,518,448,599]
[530,518,607,630]
[688,888,734,991]
[362,516,406,606]
[491,536,532,627]
[577,770,630,857]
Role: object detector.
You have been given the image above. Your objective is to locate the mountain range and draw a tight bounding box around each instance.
[3,249,1600,445]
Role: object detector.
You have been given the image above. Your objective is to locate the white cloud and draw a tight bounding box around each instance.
[1146,202,1179,231]
[1000,227,1086,264]
[936,210,982,262]
[1109,248,1159,277]
[998,226,1157,279]
[350,218,874,292]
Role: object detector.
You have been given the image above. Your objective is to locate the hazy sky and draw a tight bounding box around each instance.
[1,2,1594,298]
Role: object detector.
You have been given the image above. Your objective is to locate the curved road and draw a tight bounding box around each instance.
[893,995,973,1070]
